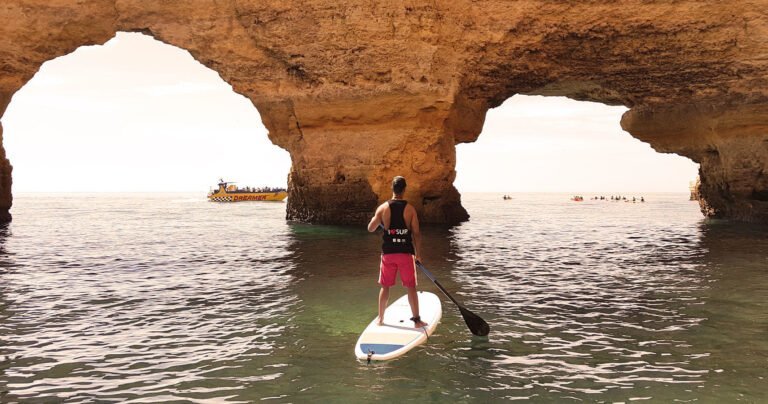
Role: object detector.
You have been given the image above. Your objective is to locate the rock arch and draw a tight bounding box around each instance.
[1,1,766,224]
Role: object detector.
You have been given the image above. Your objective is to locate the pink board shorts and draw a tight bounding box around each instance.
[379,253,417,288]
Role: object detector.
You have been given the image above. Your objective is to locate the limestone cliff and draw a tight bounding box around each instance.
[0,123,11,223]
[1,1,767,224]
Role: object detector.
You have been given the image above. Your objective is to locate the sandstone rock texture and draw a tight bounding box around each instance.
[1,1,767,224]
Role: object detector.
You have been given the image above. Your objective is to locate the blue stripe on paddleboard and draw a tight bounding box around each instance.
[360,343,404,355]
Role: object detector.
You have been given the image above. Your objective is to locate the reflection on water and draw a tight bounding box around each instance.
[0,193,766,402]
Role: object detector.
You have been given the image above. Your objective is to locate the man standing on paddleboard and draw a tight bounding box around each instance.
[367,176,428,328]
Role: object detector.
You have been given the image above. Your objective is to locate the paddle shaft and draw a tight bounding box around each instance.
[415,261,464,309]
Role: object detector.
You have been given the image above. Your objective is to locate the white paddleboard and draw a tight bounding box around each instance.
[355,291,441,361]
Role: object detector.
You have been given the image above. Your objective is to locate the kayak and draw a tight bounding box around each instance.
[354,291,441,361]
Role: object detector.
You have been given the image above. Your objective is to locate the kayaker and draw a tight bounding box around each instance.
[367,176,428,328]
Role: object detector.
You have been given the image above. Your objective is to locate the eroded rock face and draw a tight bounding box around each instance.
[623,103,768,223]
[0,123,12,223]
[1,1,767,224]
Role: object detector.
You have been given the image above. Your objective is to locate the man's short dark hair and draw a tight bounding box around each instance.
[392,176,407,194]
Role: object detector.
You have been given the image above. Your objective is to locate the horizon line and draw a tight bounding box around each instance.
[12,190,690,194]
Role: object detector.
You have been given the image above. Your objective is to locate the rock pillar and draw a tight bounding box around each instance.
[0,94,13,223]
[0,123,12,223]
[622,103,768,223]
[258,93,485,225]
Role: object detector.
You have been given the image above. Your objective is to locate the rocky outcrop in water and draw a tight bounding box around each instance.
[0,124,11,223]
[1,1,766,224]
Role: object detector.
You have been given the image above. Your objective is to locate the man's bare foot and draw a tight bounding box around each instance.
[377,318,384,326]
[411,316,427,328]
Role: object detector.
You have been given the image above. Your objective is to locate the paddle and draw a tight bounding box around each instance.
[414,261,490,337]
[377,224,490,337]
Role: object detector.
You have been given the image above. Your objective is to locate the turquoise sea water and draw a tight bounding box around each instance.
[1,193,767,402]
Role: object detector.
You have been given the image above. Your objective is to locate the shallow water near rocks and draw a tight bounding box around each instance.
[1,193,767,402]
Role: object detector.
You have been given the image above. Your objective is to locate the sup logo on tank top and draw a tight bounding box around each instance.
[388,228,410,244]
[382,200,414,255]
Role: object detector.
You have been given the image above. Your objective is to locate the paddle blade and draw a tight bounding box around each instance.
[459,306,490,337]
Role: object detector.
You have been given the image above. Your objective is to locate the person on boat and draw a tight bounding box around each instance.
[367,176,427,329]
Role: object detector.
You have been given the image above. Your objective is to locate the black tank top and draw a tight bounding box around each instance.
[382,200,415,254]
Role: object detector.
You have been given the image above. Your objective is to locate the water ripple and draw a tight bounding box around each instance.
[1,193,767,402]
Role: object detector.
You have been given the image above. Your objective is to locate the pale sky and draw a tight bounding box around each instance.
[2,32,698,193]
[455,97,699,193]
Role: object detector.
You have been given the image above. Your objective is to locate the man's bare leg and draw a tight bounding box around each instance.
[378,286,390,325]
[407,287,428,328]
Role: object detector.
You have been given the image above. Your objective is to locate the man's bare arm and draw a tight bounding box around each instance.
[367,204,385,232]
[409,206,422,262]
